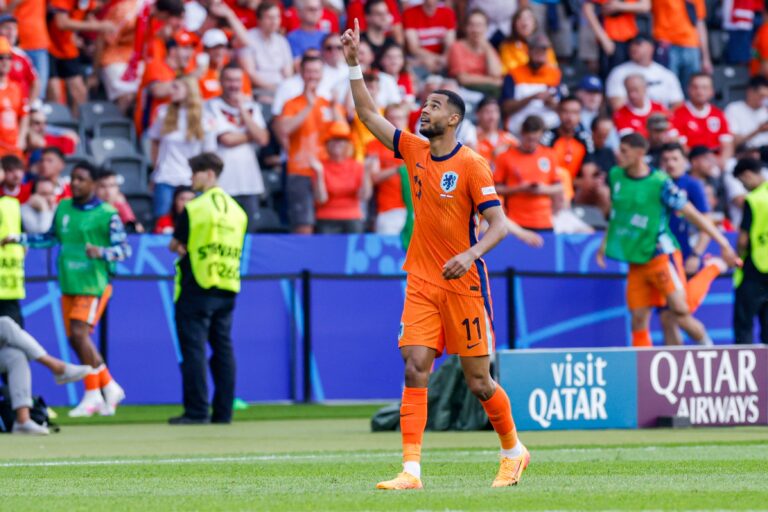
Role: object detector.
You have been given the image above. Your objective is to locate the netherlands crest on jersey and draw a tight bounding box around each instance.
[440,171,459,193]
[538,157,551,172]
[707,116,721,133]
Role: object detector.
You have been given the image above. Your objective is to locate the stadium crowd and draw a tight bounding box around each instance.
[0,0,760,238]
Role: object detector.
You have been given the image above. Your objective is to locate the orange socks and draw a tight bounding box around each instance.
[481,386,518,450]
[400,387,428,464]
[98,366,113,388]
[632,329,652,347]
[686,264,720,313]
[84,370,100,391]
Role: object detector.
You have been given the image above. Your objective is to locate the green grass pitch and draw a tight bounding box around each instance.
[1,405,767,511]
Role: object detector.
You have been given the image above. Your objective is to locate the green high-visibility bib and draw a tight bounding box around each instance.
[735,181,768,288]
[0,196,24,299]
[182,187,247,297]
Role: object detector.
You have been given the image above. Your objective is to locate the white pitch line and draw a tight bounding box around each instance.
[0,444,753,469]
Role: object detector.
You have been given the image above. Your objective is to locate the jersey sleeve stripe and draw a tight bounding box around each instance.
[393,129,402,159]
[478,199,501,213]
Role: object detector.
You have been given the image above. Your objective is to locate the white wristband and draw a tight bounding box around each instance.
[348,65,363,81]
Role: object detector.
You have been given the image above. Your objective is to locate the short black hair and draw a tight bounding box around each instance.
[222,62,242,75]
[71,160,100,181]
[300,51,323,68]
[1,154,24,172]
[590,115,612,132]
[256,0,279,19]
[660,142,686,156]
[748,75,768,90]
[733,158,764,177]
[521,115,545,134]
[364,0,387,15]
[97,168,118,181]
[559,95,582,109]
[688,72,712,87]
[31,177,54,194]
[155,0,184,16]
[431,88,465,123]
[620,132,649,150]
[41,146,65,162]
[477,96,499,111]
[189,152,224,177]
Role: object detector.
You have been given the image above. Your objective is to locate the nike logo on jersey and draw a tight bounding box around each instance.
[467,342,480,350]
[416,163,425,169]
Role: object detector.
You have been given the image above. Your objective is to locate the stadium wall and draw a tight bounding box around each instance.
[19,233,741,406]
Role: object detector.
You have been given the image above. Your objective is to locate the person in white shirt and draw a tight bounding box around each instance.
[206,64,270,231]
[605,35,684,111]
[725,76,768,150]
[148,76,217,219]
[20,178,56,234]
[238,0,294,93]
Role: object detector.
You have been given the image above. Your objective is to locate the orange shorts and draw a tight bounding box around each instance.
[626,252,686,309]
[61,284,113,336]
[398,275,495,357]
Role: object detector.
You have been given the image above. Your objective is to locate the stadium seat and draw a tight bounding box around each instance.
[94,118,136,145]
[725,83,748,104]
[42,102,78,131]
[89,137,138,165]
[63,154,95,178]
[78,101,125,138]
[714,65,749,102]
[262,169,283,195]
[709,30,725,64]
[572,205,608,230]
[126,193,153,228]
[252,207,287,233]
[105,155,148,195]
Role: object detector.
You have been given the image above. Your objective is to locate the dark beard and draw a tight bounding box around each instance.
[420,123,445,139]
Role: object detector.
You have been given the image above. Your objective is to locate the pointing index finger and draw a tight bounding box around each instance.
[354,17,359,39]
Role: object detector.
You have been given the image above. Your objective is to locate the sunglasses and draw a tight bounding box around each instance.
[324,45,343,51]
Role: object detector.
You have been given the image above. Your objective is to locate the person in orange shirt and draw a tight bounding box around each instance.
[96,0,141,114]
[475,96,518,168]
[0,37,27,157]
[495,114,563,230]
[134,31,197,137]
[310,122,371,234]
[13,0,48,98]
[498,6,557,74]
[583,0,650,77]
[541,96,594,179]
[651,0,713,88]
[197,28,252,101]
[342,19,531,491]
[274,52,345,234]
[47,0,117,114]
[366,103,409,235]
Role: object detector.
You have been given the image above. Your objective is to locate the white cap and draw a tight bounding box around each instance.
[202,28,228,49]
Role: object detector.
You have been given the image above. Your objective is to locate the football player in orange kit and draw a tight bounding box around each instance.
[342,19,530,490]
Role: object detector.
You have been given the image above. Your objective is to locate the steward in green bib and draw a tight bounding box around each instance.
[0,187,25,327]
[732,158,768,344]
[169,152,247,425]
[2,161,131,418]
[596,134,740,348]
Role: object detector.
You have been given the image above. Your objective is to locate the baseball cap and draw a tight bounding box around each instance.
[577,75,603,93]
[0,36,12,55]
[0,14,17,25]
[327,121,352,141]
[646,113,669,131]
[167,30,198,49]
[202,28,228,49]
[689,145,713,159]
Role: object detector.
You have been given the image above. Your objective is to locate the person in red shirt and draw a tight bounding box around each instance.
[475,96,518,168]
[403,0,456,73]
[310,121,371,234]
[154,185,195,234]
[494,114,562,230]
[0,155,32,204]
[224,0,259,30]
[367,103,409,235]
[671,73,734,165]
[347,0,403,42]
[0,15,39,101]
[25,107,79,164]
[47,0,116,114]
[35,147,71,202]
[613,74,669,138]
[283,0,340,34]
[0,37,27,157]
[134,30,198,136]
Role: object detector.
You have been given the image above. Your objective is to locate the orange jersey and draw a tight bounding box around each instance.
[651,0,705,48]
[0,80,27,155]
[494,145,560,230]
[281,96,344,177]
[48,0,97,60]
[15,0,49,51]
[198,66,252,101]
[476,130,518,167]
[395,129,501,297]
[367,138,405,213]
[551,135,587,179]
[591,0,639,42]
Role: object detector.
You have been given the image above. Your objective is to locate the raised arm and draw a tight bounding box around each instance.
[341,19,397,151]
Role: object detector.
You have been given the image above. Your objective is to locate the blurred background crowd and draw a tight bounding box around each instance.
[0,0,760,237]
